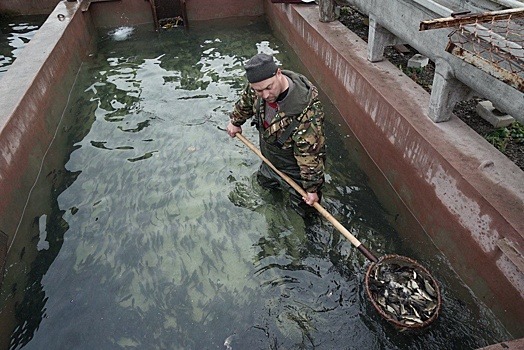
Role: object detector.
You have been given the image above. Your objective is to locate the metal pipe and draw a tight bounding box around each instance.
[490,0,524,9]
[412,0,452,16]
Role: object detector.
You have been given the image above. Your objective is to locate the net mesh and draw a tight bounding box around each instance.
[447,15,524,91]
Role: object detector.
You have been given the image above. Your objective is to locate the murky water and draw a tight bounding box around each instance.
[0,15,47,79]
[0,18,512,349]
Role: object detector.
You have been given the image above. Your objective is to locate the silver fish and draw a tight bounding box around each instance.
[224,334,236,350]
[369,262,438,326]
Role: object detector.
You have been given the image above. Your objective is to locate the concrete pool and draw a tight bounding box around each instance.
[0,0,523,347]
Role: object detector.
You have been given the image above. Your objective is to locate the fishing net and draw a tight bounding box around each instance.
[447,14,524,91]
[365,255,441,330]
[420,8,524,92]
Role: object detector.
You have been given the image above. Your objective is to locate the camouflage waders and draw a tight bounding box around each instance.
[257,133,320,217]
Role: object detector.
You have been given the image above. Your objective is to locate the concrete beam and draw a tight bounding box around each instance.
[319,0,336,22]
[428,58,472,122]
[340,0,524,123]
[367,14,405,62]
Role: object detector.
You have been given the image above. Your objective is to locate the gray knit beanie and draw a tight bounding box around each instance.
[244,53,278,83]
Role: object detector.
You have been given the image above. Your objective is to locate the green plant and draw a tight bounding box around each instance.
[485,127,510,151]
[404,66,424,77]
[485,121,524,152]
[510,121,524,142]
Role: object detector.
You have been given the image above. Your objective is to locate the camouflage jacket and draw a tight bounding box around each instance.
[230,70,326,193]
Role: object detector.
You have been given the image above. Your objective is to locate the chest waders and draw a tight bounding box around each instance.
[255,101,317,218]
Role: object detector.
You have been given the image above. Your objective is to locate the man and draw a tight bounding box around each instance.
[226,53,326,217]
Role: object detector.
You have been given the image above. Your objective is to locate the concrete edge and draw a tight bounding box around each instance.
[0,1,95,250]
[477,337,524,350]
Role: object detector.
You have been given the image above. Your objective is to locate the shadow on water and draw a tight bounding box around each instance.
[7,193,70,349]
[0,17,512,350]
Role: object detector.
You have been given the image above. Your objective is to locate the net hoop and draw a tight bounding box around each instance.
[364,254,442,330]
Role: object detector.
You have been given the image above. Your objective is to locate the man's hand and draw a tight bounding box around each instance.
[227,121,242,138]
[303,192,319,206]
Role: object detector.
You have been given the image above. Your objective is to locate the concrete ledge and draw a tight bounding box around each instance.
[0,1,95,249]
[265,0,524,335]
[477,337,524,350]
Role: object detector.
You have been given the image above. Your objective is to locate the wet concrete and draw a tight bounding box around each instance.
[88,0,264,28]
[0,1,95,252]
[0,2,95,346]
[88,0,153,28]
[0,0,523,342]
[185,0,264,21]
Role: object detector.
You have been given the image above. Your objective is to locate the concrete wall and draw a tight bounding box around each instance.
[264,0,524,336]
[0,2,96,346]
[78,0,265,30]
[185,0,264,21]
[0,1,96,248]
[1,0,264,25]
[87,0,264,28]
[88,0,154,28]
[0,0,60,15]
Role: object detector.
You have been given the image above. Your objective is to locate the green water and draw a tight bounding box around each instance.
[1,19,512,349]
[0,15,47,79]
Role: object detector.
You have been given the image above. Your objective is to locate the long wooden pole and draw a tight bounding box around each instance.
[235,133,378,263]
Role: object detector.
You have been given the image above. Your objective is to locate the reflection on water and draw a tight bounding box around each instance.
[0,15,47,79]
[1,18,511,349]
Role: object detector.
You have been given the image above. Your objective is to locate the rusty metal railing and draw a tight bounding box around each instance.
[421,8,524,92]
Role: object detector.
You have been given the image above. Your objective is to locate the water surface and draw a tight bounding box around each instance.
[1,19,511,349]
[0,15,47,79]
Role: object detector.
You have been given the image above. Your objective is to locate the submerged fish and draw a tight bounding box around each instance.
[368,262,439,327]
[224,333,236,350]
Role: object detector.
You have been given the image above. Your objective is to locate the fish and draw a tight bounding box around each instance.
[224,333,236,350]
[368,261,439,326]
[424,279,437,297]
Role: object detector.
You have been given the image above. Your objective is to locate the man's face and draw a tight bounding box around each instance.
[250,70,282,103]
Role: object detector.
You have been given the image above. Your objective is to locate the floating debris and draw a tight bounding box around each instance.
[366,255,440,328]
[160,16,184,30]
